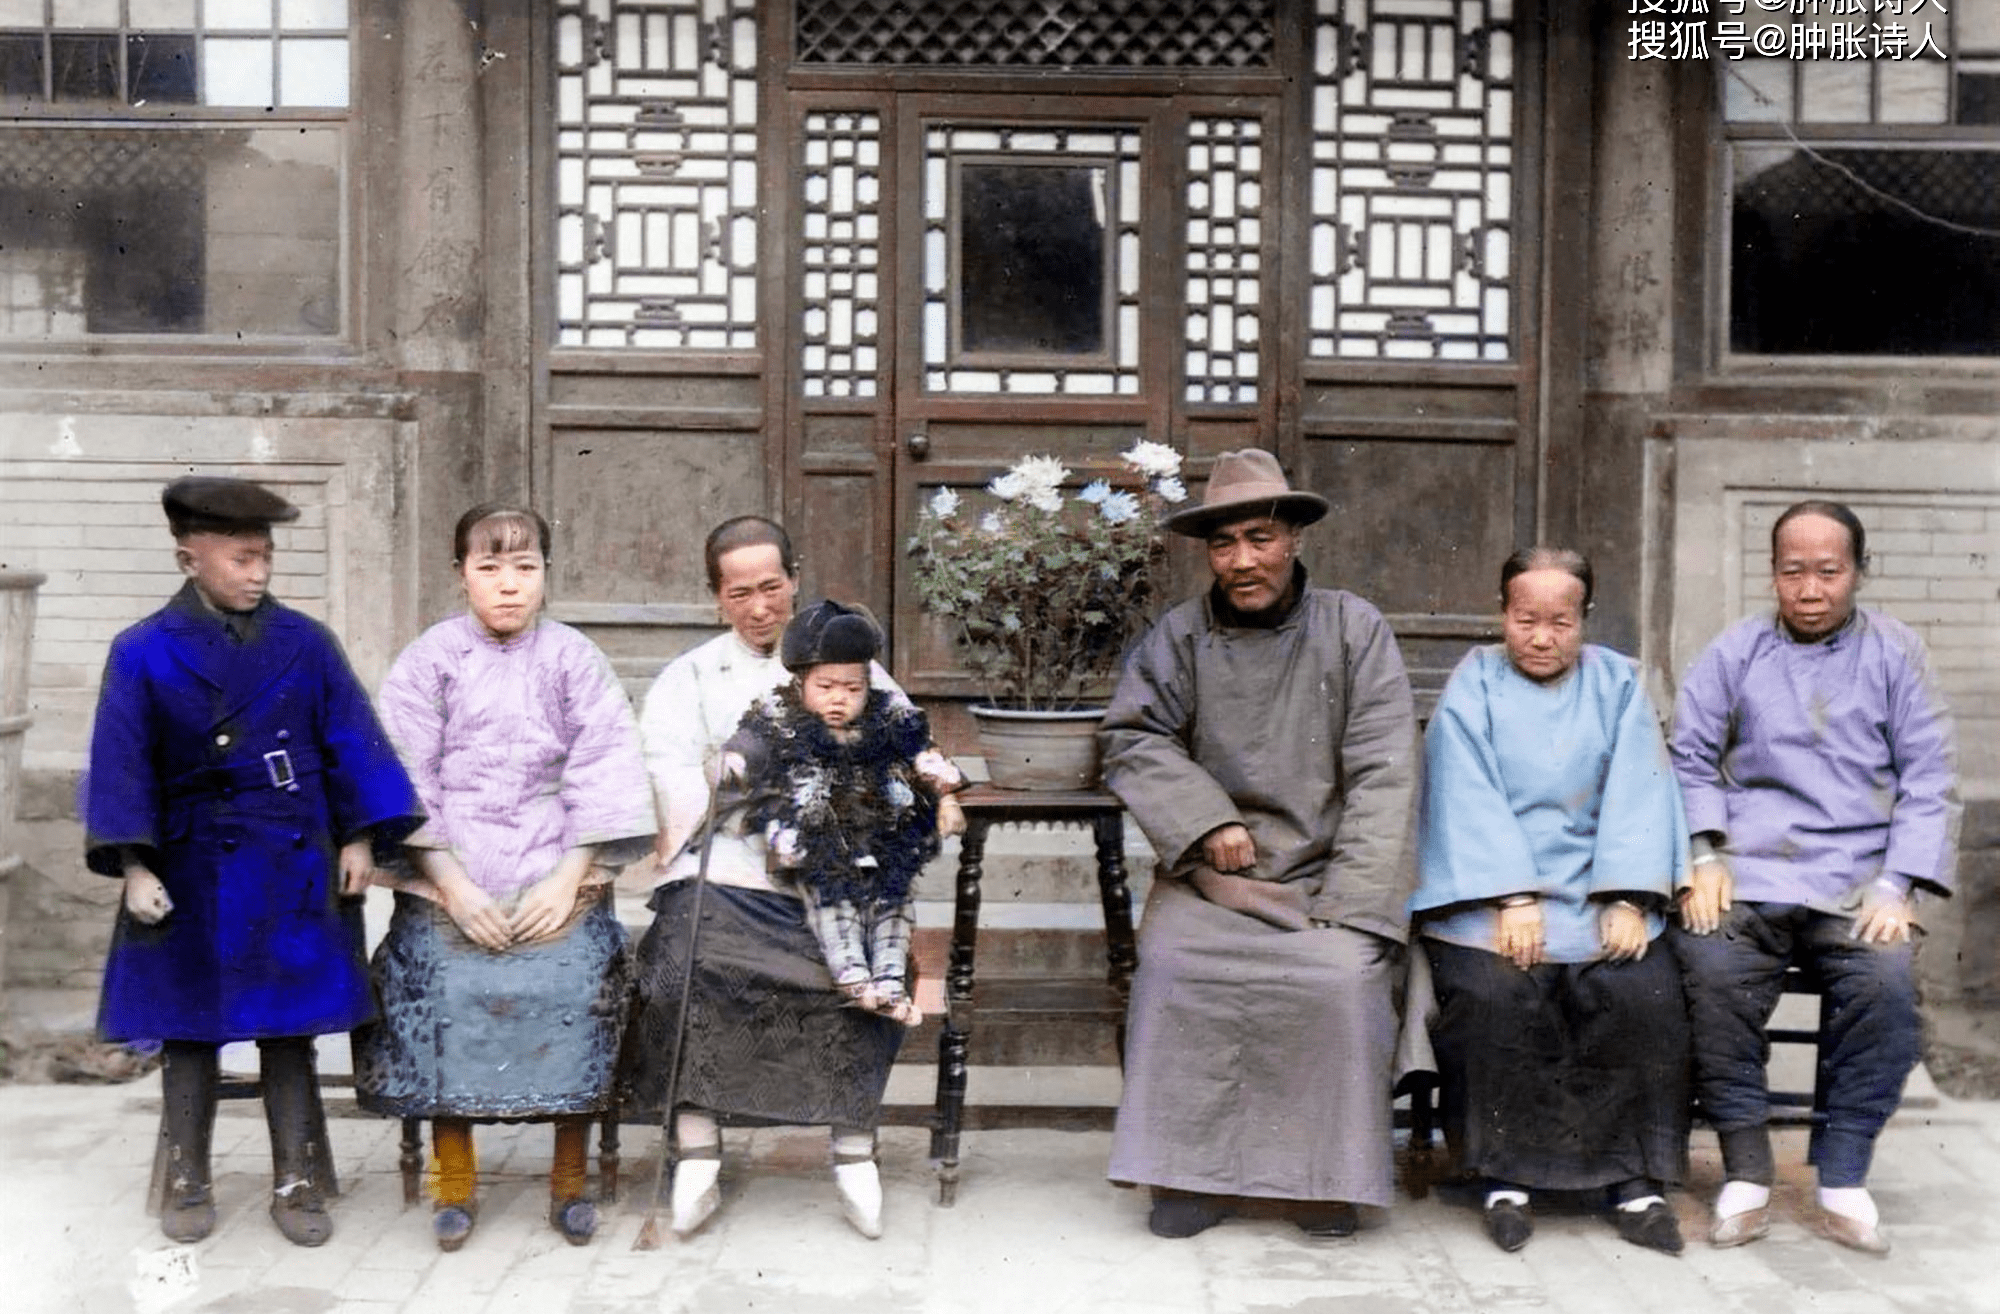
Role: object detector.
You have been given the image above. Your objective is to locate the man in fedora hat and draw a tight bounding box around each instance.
[1099,448,1419,1239]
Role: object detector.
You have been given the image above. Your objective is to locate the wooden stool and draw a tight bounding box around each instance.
[929,786,1137,1205]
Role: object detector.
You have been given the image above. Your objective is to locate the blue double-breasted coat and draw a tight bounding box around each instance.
[86,583,422,1043]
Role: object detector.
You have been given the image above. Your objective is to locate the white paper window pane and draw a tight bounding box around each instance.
[130,0,198,25]
[1799,63,1869,124]
[51,0,119,27]
[279,38,347,107]
[207,0,274,30]
[1878,61,1948,125]
[279,0,348,31]
[205,38,274,106]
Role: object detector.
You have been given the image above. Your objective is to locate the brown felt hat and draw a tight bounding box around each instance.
[162,476,299,536]
[1161,448,1329,538]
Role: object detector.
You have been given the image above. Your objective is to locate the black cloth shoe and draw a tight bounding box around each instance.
[270,1178,334,1247]
[1483,1198,1533,1252]
[1615,1200,1685,1255]
[1296,1201,1358,1238]
[550,1196,598,1246]
[1148,1190,1227,1238]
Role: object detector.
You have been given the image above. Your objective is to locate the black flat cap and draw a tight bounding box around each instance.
[781,599,882,673]
[162,476,299,536]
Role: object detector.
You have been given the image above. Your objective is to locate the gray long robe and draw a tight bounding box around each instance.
[1100,576,1419,1205]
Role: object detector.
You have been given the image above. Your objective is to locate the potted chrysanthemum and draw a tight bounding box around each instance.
[906,440,1186,789]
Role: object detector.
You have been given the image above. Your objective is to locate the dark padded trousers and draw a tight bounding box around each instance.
[1669,901,1920,1189]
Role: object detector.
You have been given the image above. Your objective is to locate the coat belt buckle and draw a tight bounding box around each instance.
[263,749,296,789]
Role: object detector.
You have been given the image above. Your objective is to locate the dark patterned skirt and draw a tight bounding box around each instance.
[1425,937,1690,1192]
[619,881,905,1129]
[354,890,631,1119]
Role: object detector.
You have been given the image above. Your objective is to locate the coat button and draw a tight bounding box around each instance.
[214,732,232,747]
[292,833,306,849]
[221,838,239,852]
[276,729,291,742]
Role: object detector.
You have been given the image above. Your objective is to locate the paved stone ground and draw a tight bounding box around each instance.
[2,1078,1998,1314]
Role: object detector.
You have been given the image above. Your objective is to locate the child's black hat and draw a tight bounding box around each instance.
[781,599,881,673]
[163,476,299,537]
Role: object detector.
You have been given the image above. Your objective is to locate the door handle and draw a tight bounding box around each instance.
[905,432,930,461]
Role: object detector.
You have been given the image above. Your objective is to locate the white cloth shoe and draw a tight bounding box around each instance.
[670,1156,721,1238]
[833,1159,883,1239]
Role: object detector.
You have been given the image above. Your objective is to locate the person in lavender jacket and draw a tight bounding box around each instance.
[1669,499,1960,1256]
[353,505,656,1253]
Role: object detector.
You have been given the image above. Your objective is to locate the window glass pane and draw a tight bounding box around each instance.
[203,36,271,105]
[957,161,1106,356]
[50,0,118,28]
[129,0,199,27]
[277,36,343,106]
[49,33,116,101]
[279,0,347,31]
[0,34,44,102]
[1962,71,2000,127]
[1730,145,2000,356]
[0,125,342,337]
[206,0,273,30]
[127,33,195,103]
[0,0,45,25]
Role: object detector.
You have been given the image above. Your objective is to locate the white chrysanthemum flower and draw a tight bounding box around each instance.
[1023,485,1064,514]
[988,469,1027,502]
[1077,479,1111,504]
[1121,439,1182,478]
[928,486,961,518]
[979,510,1005,536]
[886,778,914,810]
[1154,475,1188,504]
[1098,490,1141,525]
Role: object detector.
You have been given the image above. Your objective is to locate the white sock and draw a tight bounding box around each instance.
[675,1110,721,1157]
[1485,1188,1529,1209]
[1817,1185,1878,1227]
[1714,1180,1770,1219]
[830,1129,875,1161]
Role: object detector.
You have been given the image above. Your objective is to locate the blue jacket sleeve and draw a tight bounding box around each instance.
[1412,653,1541,913]
[82,630,160,876]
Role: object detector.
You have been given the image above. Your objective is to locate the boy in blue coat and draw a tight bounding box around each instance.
[84,476,422,1246]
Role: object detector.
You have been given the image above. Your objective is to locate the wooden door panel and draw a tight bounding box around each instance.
[1299,435,1518,714]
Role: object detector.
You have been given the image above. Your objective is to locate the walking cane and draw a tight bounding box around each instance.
[632,778,728,1251]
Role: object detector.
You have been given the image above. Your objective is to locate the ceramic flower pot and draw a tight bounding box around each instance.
[969,705,1107,792]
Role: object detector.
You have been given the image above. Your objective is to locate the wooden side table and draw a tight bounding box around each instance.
[929,785,1138,1205]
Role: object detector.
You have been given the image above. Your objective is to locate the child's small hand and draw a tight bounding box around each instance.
[337,838,375,897]
[123,868,173,925]
[935,794,966,839]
